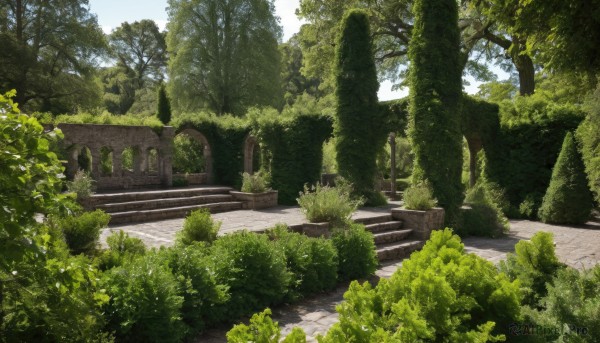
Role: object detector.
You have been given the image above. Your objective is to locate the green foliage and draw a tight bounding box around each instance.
[538,132,593,224]
[173,113,250,186]
[331,224,378,281]
[157,83,172,124]
[101,253,185,343]
[408,0,464,223]
[334,10,387,204]
[251,108,333,204]
[160,244,229,335]
[297,182,363,227]
[95,230,146,271]
[403,181,437,211]
[173,133,205,174]
[460,182,509,237]
[226,308,307,343]
[268,225,338,299]
[577,85,600,204]
[167,0,282,115]
[209,231,291,321]
[46,112,164,133]
[320,229,521,342]
[176,209,221,245]
[484,96,586,218]
[241,172,269,193]
[66,170,95,200]
[499,231,563,307]
[53,210,110,255]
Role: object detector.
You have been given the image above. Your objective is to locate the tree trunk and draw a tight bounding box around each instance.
[516,54,535,96]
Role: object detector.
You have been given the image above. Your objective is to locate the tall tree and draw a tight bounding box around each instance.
[167,0,282,116]
[409,0,464,221]
[334,10,386,204]
[0,0,106,113]
[156,83,172,124]
[279,34,324,107]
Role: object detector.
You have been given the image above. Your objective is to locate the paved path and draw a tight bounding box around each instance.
[100,209,600,342]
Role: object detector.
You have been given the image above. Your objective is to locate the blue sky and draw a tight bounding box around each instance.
[88,0,498,100]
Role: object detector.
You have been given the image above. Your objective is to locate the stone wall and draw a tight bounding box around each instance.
[53,123,174,190]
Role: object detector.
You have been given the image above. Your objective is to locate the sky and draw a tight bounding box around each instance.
[88,0,501,100]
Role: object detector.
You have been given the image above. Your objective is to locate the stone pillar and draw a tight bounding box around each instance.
[133,147,142,176]
[66,147,80,179]
[160,127,175,187]
[205,144,214,184]
[90,147,101,180]
[112,147,123,177]
[388,132,397,199]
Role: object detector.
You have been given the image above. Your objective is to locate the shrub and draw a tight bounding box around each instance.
[297,181,363,227]
[538,132,593,224]
[268,225,338,299]
[54,209,110,255]
[157,83,172,125]
[226,308,307,343]
[331,223,377,281]
[160,244,229,335]
[460,182,509,237]
[209,231,291,321]
[403,181,437,210]
[241,171,269,193]
[176,209,221,245]
[499,231,564,307]
[577,85,600,204]
[101,253,185,343]
[334,10,388,202]
[66,170,95,199]
[95,230,146,270]
[319,229,521,342]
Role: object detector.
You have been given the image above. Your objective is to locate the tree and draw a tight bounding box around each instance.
[538,132,593,224]
[167,0,283,116]
[0,0,106,113]
[334,10,386,204]
[157,83,172,124]
[279,35,324,107]
[408,0,463,222]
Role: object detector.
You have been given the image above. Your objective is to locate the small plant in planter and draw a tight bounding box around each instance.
[394,181,444,240]
[230,172,278,210]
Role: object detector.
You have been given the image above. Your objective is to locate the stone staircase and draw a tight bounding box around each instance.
[354,215,425,261]
[84,186,243,224]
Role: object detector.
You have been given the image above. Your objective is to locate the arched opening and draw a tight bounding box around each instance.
[77,146,92,173]
[173,133,206,174]
[243,135,261,174]
[100,147,113,176]
[122,146,141,174]
[147,148,159,175]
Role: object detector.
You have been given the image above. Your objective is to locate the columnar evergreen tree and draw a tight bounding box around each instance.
[408,0,463,221]
[334,10,386,204]
[538,132,593,224]
[157,84,172,125]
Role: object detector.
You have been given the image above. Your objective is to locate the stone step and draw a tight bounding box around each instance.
[108,202,243,224]
[364,220,403,233]
[376,239,425,261]
[86,186,234,206]
[353,214,393,226]
[97,194,235,213]
[372,229,413,245]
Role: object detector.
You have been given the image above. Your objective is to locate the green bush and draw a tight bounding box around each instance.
[95,230,146,270]
[209,231,291,321]
[101,253,185,343]
[226,308,307,343]
[54,209,110,255]
[297,182,363,227]
[577,85,600,204]
[403,181,437,210]
[538,132,593,224]
[320,229,521,342]
[459,182,509,237]
[160,244,229,335]
[499,231,564,307]
[66,170,95,199]
[268,225,338,299]
[241,171,269,193]
[334,10,387,203]
[331,223,377,281]
[176,209,221,245]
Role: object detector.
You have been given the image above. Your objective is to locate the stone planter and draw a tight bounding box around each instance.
[302,222,331,238]
[230,190,278,210]
[391,207,445,240]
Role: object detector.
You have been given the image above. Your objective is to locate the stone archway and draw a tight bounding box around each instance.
[243,134,258,174]
[178,128,214,184]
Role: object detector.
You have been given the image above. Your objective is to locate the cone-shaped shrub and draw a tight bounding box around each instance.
[538,132,593,224]
[157,83,172,125]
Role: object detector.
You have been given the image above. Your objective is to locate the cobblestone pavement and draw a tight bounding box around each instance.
[100,209,600,342]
